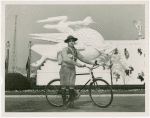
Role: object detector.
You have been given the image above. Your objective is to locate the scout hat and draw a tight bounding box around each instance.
[64,35,78,43]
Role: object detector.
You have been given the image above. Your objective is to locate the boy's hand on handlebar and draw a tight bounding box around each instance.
[82,64,86,67]
[76,63,86,68]
[76,63,83,67]
[95,59,108,66]
[91,60,98,66]
[93,60,99,66]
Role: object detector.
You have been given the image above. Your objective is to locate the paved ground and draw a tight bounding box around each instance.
[5,94,145,112]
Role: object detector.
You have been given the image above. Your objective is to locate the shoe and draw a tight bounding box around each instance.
[69,103,80,109]
[69,89,80,109]
[63,105,68,110]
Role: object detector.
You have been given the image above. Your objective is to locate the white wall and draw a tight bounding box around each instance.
[36,40,145,85]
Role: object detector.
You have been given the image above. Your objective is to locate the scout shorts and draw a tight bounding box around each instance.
[59,65,76,86]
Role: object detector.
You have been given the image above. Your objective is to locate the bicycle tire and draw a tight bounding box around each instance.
[89,78,113,108]
[45,79,70,107]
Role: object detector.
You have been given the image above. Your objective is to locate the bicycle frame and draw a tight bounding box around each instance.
[76,68,96,93]
[45,63,113,108]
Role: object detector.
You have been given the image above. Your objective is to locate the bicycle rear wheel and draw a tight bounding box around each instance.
[89,78,113,108]
[45,79,69,107]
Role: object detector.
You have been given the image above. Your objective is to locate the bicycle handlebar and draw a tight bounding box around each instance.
[83,58,112,70]
[84,64,100,70]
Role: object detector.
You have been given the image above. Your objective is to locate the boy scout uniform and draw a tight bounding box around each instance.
[60,46,77,86]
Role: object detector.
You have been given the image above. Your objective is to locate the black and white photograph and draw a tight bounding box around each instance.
[1,1,149,117]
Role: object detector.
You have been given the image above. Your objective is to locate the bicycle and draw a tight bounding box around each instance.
[45,64,113,108]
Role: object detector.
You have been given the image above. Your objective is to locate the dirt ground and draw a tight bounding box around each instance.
[5,94,145,112]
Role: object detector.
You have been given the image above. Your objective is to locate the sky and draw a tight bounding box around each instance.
[5,4,145,73]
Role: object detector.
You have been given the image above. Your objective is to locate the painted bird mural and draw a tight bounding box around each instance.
[138,48,142,55]
[124,48,130,60]
[29,16,147,85]
[137,73,144,81]
[30,16,118,67]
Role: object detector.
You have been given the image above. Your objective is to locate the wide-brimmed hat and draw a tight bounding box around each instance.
[64,35,78,43]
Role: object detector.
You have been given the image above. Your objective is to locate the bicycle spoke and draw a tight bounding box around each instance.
[95,82,102,95]
[45,79,70,107]
[90,79,113,108]
[93,83,105,105]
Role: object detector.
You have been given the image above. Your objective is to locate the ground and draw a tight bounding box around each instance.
[5,94,145,112]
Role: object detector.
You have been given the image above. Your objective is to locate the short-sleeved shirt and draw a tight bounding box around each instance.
[61,46,77,68]
[60,46,77,86]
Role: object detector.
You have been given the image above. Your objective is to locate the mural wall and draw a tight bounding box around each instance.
[29,16,145,85]
[5,5,146,85]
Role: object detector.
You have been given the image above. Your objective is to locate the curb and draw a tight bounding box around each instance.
[5,94,145,98]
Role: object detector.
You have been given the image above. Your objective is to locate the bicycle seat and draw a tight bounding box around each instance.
[95,77,102,79]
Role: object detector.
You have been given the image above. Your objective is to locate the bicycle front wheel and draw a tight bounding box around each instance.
[89,78,113,108]
[45,79,69,107]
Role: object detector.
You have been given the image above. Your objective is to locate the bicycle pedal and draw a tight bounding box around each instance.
[66,96,69,99]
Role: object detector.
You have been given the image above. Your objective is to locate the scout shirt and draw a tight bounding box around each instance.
[61,46,77,68]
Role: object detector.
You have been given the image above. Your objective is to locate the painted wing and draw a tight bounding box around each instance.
[37,16,68,23]
[31,43,85,59]
[31,43,67,60]
[32,37,63,43]
[29,33,69,42]
[94,41,117,54]
[30,33,68,38]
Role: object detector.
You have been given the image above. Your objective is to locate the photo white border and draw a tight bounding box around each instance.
[1,0,149,117]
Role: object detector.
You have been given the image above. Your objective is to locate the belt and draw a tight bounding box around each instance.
[62,63,75,68]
